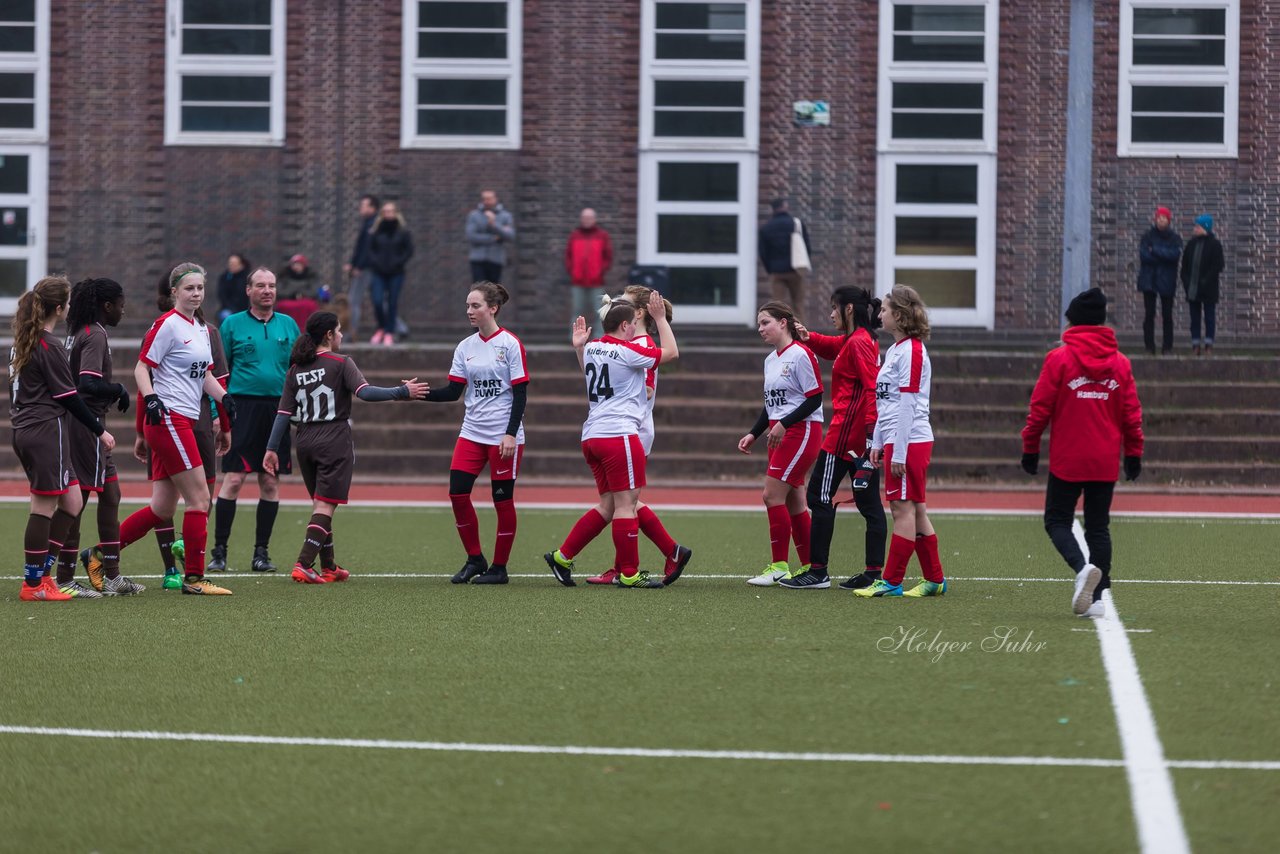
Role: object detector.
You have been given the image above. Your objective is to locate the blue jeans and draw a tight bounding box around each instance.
[369,272,404,335]
[1189,300,1216,346]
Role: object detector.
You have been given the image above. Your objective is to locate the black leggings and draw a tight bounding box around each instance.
[1044,474,1114,597]
[449,469,515,504]
[805,450,887,570]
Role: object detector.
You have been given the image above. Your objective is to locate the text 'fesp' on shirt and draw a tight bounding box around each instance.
[448,328,529,446]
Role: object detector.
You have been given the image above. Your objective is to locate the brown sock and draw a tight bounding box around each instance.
[296,514,331,569]
[320,531,336,571]
[24,514,52,586]
[46,509,77,577]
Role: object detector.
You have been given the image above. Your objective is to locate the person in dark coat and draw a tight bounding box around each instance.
[758,198,811,313]
[1136,206,1182,355]
[1180,214,1224,356]
[277,254,318,300]
[341,194,379,336]
[216,253,250,321]
[367,201,414,346]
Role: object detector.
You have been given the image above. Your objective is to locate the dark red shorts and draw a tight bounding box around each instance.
[581,435,647,494]
[450,436,525,480]
[765,421,821,488]
[883,441,932,503]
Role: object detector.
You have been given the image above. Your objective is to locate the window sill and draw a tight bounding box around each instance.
[164,134,284,148]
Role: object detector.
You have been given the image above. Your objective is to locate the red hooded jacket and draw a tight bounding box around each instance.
[565,226,613,287]
[805,327,879,456]
[1022,325,1144,482]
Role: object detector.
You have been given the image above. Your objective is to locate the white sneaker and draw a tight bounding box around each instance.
[1079,600,1105,619]
[747,562,791,587]
[1072,564,1102,615]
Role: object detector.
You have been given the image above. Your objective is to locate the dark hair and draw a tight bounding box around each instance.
[165,262,208,326]
[11,276,70,375]
[229,252,250,269]
[770,198,788,213]
[831,286,881,335]
[361,194,380,209]
[469,281,510,316]
[66,277,124,332]
[602,301,639,334]
[757,300,800,341]
[291,311,339,367]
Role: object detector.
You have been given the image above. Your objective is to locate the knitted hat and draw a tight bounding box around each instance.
[1195,214,1214,232]
[1155,206,1172,220]
[290,253,308,266]
[1065,287,1107,326]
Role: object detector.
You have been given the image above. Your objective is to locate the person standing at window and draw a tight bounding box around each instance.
[368,201,414,346]
[1136,206,1182,355]
[466,189,515,285]
[1180,214,1224,356]
[758,198,811,314]
[342,194,379,338]
[564,208,613,338]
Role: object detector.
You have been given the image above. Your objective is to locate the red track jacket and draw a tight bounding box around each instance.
[564,226,613,287]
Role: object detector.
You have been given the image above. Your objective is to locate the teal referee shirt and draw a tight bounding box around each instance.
[219,309,300,397]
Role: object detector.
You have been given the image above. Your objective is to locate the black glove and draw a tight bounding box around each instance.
[1124,455,1142,481]
[143,394,167,426]
[1021,452,1039,475]
[114,384,130,413]
[220,394,237,426]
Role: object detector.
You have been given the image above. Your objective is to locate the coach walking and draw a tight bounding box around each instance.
[209,267,300,572]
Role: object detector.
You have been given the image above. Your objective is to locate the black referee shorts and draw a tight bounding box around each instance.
[222,394,292,475]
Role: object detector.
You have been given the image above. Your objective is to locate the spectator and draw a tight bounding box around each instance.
[342,194,379,337]
[277,253,318,300]
[466,189,516,284]
[1136,205,1182,355]
[564,207,613,338]
[368,201,414,346]
[216,253,250,321]
[1180,213,1224,356]
[758,198,811,313]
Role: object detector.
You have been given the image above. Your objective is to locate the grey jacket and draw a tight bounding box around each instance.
[466,204,516,265]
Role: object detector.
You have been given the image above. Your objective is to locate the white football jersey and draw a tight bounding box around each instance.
[580,335,661,441]
[872,336,934,461]
[139,310,214,420]
[634,333,659,455]
[763,342,824,423]
[448,328,528,445]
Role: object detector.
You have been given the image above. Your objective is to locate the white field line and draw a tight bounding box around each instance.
[1074,519,1191,854]
[0,725,1274,772]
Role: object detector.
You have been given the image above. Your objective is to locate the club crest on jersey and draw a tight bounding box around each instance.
[780,364,792,377]
[493,345,507,363]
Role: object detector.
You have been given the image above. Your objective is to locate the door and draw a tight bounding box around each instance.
[0,145,45,314]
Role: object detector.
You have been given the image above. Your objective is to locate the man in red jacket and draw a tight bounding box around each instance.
[565,208,613,337]
[1021,288,1144,618]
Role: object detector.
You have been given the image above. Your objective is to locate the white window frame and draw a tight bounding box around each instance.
[0,0,49,143]
[1117,0,1238,158]
[878,0,998,154]
[0,145,49,313]
[637,151,759,325]
[401,0,523,150]
[640,0,759,151]
[164,0,286,147]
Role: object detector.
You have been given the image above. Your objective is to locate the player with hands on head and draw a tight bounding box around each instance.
[739,301,824,586]
[264,311,427,583]
[1021,287,1144,617]
[422,282,529,585]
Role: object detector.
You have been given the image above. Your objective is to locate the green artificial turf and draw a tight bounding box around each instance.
[0,504,1276,852]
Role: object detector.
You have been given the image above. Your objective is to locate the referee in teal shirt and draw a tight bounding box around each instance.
[208,268,300,572]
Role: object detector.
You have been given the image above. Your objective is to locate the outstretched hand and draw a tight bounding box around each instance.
[402,377,429,400]
[571,315,590,349]
[647,289,665,319]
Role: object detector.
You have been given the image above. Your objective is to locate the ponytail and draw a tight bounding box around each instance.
[11,276,70,375]
[291,311,339,367]
[831,286,881,334]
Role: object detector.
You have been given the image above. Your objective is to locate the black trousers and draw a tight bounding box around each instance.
[1044,474,1114,599]
[806,450,887,571]
[1142,291,1173,353]
[470,261,503,285]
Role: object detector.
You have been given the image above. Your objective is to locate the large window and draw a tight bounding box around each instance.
[401,0,522,149]
[1118,1,1238,157]
[0,0,47,141]
[165,0,286,146]
[876,0,997,328]
[638,1,759,324]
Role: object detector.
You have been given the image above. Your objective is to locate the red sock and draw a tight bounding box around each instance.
[790,511,812,565]
[612,517,640,575]
[561,508,607,560]
[181,510,208,577]
[493,499,517,565]
[766,505,791,563]
[916,534,944,583]
[883,534,916,586]
[449,493,482,556]
[636,505,676,558]
[119,506,164,549]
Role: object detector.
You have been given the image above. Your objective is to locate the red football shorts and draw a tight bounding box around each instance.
[581,435,647,494]
[765,421,821,487]
[450,436,524,479]
[143,411,204,481]
[883,441,932,503]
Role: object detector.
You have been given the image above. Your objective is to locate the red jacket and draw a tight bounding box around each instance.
[806,328,880,456]
[1022,325,1144,482]
[565,226,613,287]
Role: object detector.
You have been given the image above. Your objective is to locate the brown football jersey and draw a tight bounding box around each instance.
[279,352,368,427]
[10,330,78,429]
[67,322,114,418]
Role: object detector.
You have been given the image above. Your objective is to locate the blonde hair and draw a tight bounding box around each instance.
[885,284,930,341]
[11,276,70,375]
[169,262,207,291]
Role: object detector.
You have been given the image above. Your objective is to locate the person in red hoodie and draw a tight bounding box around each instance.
[1021,287,1144,618]
[564,208,613,337]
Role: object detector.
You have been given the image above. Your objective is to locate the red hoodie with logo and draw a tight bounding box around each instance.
[1021,325,1144,482]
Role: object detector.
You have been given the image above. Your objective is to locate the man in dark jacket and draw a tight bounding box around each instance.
[342,194,378,336]
[1136,206,1182,355]
[758,198,811,312]
[1180,213,1224,355]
